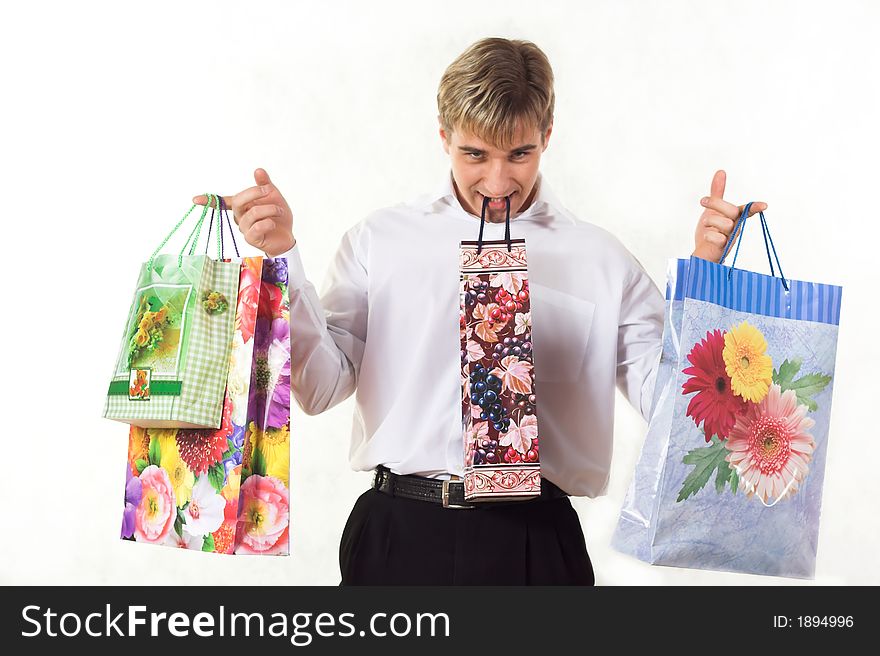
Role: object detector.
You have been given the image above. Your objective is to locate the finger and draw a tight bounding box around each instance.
[702,213,735,236]
[231,185,273,219]
[254,168,272,187]
[703,231,727,247]
[245,218,276,249]
[192,194,233,208]
[740,201,768,217]
[709,169,726,199]
[239,203,283,234]
[700,195,741,221]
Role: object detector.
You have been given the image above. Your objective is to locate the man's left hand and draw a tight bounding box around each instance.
[693,170,767,263]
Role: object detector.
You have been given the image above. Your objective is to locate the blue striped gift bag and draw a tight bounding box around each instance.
[612,258,690,562]
[614,205,842,578]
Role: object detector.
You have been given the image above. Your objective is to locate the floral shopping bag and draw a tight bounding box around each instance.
[121,203,291,555]
[234,256,291,555]
[612,258,689,562]
[614,205,842,578]
[105,197,240,429]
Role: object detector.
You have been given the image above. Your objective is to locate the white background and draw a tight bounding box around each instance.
[1,0,875,585]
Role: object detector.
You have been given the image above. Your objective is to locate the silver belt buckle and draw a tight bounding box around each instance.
[441,479,474,509]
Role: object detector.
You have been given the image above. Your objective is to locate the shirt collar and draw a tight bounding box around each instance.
[416,170,569,222]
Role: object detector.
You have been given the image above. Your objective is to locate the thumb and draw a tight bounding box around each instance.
[254,168,272,186]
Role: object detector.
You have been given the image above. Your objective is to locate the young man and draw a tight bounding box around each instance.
[195,38,765,585]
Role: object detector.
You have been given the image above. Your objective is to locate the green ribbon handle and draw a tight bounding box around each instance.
[146,194,217,272]
[215,195,222,261]
[182,193,223,262]
[189,193,225,261]
[178,193,217,267]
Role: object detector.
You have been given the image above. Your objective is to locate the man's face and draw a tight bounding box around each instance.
[440,121,552,223]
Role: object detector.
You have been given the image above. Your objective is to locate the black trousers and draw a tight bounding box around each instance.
[339,487,595,585]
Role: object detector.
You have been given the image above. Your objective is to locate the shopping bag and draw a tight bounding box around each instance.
[611,258,689,561]
[234,255,291,555]
[105,196,240,429]
[460,196,541,502]
[614,205,842,578]
[121,202,290,555]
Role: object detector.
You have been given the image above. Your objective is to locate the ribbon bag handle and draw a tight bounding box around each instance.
[476,195,513,255]
[147,194,215,271]
[202,196,241,260]
[221,197,241,257]
[180,193,222,262]
[147,194,235,271]
[719,201,789,291]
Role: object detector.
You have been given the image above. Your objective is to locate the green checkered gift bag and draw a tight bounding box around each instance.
[104,195,241,429]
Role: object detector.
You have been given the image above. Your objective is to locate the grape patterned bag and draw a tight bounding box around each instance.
[460,232,541,502]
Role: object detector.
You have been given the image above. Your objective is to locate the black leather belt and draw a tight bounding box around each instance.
[373,465,569,509]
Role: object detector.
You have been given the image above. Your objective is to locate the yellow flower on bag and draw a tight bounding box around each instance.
[222,467,241,502]
[135,328,150,347]
[127,427,151,475]
[152,429,195,508]
[722,321,773,403]
[202,291,229,315]
[248,421,289,486]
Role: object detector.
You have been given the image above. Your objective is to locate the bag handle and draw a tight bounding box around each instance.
[146,194,224,271]
[719,201,789,291]
[202,196,241,260]
[221,197,241,258]
[180,193,223,262]
[476,195,513,255]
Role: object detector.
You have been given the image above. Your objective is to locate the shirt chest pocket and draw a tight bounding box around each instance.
[528,282,596,383]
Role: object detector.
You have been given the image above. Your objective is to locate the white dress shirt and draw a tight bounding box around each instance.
[281,172,664,497]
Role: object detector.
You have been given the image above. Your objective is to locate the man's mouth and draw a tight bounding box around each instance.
[479,192,515,211]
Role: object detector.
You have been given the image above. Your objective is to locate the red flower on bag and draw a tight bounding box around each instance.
[258,280,283,320]
[682,329,747,441]
[175,397,235,475]
[211,497,239,555]
[235,259,263,342]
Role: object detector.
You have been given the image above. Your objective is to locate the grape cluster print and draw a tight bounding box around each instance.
[461,269,539,468]
[491,333,532,364]
[469,364,510,432]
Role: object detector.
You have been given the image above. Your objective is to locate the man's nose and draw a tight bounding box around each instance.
[484,159,512,196]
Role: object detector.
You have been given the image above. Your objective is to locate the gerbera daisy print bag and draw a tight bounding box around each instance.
[460,196,541,502]
[104,196,241,429]
[121,206,290,555]
[617,204,842,578]
[612,258,690,563]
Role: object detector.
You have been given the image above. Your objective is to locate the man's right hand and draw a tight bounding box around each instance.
[193,168,296,257]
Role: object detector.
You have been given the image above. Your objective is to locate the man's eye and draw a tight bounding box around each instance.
[511,152,527,160]
[467,152,484,160]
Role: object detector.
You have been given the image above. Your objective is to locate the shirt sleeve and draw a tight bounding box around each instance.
[616,259,664,421]
[277,226,368,415]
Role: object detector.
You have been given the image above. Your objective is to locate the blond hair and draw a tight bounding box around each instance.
[437,38,555,148]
